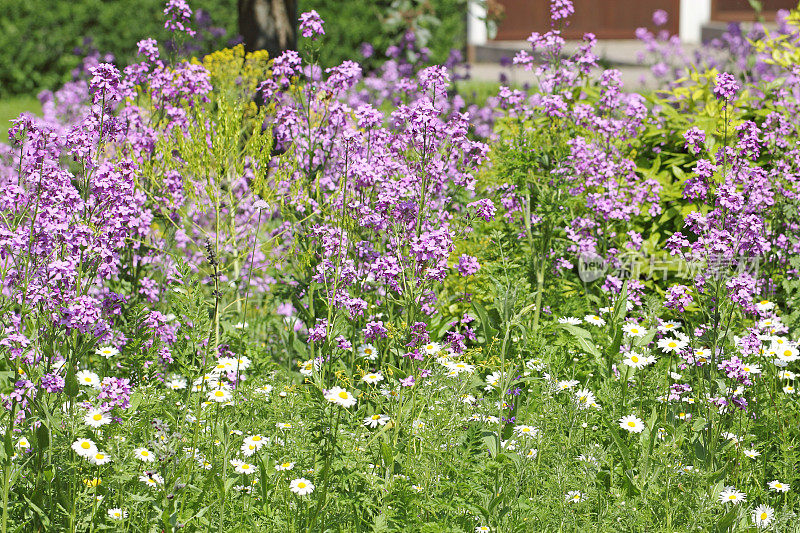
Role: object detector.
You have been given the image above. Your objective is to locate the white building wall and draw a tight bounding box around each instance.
[680,0,712,43]
[467,1,488,46]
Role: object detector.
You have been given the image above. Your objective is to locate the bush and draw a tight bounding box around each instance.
[1,0,466,98]
[0,0,238,98]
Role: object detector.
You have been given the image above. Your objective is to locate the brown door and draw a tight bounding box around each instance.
[493,0,680,41]
[712,0,797,21]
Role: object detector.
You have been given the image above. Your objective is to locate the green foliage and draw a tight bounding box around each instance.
[1,0,468,97]
[0,0,238,98]
[300,0,467,70]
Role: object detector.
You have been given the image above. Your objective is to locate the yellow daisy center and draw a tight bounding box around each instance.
[81,442,91,449]
[628,421,636,427]
[761,512,767,519]
[141,451,149,457]
[93,414,102,421]
[338,391,349,399]
[297,482,306,488]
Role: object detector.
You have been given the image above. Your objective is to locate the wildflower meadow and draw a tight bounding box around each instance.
[2,0,800,531]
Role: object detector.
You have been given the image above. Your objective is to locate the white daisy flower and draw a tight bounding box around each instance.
[619,415,644,433]
[422,342,441,356]
[244,434,265,449]
[96,346,119,359]
[719,488,746,504]
[89,451,112,465]
[364,414,391,428]
[362,372,384,384]
[484,371,503,390]
[776,345,799,362]
[357,344,378,361]
[742,449,760,459]
[76,370,101,389]
[234,462,256,475]
[657,321,681,333]
[446,361,476,374]
[574,389,596,409]
[565,490,584,503]
[657,338,687,353]
[84,409,112,428]
[513,425,539,438]
[15,437,30,449]
[755,300,775,313]
[139,472,164,487]
[289,478,315,496]
[107,508,127,520]
[133,448,155,463]
[740,363,761,375]
[298,359,319,377]
[556,379,579,391]
[241,442,259,457]
[275,461,294,471]
[71,438,98,458]
[622,323,646,338]
[767,480,790,493]
[558,316,581,325]
[208,387,233,403]
[525,358,544,371]
[584,315,606,326]
[751,504,774,527]
[623,352,647,369]
[166,376,188,390]
[324,387,357,408]
[524,448,538,459]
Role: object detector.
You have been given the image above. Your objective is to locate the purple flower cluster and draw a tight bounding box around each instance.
[299,9,325,39]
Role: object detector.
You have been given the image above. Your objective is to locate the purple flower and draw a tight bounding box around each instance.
[550,0,575,22]
[684,126,706,154]
[164,0,195,36]
[308,320,328,343]
[364,321,388,340]
[97,377,132,410]
[457,254,480,277]
[400,375,415,387]
[652,9,668,27]
[664,284,693,312]
[713,72,739,101]
[136,39,160,62]
[41,373,65,393]
[468,199,496,221]
[88,63,122,104]
[299,10,325,39]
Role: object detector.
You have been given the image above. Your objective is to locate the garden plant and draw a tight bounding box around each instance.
[1,0,800,531]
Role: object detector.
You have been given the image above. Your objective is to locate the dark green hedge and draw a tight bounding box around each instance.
[0,0,465,97]
[304,0,467,70]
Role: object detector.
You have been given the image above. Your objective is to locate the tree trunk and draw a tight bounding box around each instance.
[238,0,297,58]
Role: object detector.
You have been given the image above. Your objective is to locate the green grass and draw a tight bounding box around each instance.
[0,96,41,143]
